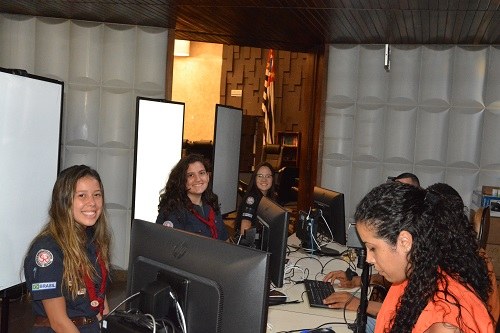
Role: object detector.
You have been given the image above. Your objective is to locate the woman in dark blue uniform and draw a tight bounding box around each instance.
[156,154,228,241]
[235,161,277,237]
[24,165,111,332]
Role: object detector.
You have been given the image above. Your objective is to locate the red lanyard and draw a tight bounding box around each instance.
[83,251,107,316]
[191,205,218,239]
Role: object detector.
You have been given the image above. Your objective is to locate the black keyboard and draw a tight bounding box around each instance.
[303,279,335,308]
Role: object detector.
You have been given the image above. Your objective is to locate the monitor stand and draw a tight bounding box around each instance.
[268,289,287,306]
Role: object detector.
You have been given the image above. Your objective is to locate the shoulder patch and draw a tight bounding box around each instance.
[32,282,57,291]
[35,249,54,267]
[246,196,255,205]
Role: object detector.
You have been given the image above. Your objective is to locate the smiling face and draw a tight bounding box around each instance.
[72,176,103,227]
[255,165,273,195]
[185,161,209,204]
[356,222,411,284]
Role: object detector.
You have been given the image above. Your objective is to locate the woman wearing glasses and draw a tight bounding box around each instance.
[156,154,228,241]
[235,161,277,238]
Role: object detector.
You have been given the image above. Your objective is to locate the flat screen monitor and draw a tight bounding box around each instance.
[256,197,289,288]
[126,219,270,333]
[313,186,346,245]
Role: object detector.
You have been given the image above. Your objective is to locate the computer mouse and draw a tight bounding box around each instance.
[309,328,335,333]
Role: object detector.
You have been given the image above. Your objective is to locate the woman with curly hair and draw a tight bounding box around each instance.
[24,165,111,332]
[354,182,494,333]
[156,154,228,241]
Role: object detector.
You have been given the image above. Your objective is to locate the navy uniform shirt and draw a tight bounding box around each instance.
[24,230,106,329]
[156,203,229,241]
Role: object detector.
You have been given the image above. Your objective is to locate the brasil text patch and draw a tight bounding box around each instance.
[32,282,57,291]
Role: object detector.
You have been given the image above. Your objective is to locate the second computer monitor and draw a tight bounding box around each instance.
[256,197,289,288]
[313,186,346,245]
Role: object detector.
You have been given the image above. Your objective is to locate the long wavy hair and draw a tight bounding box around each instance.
[31,165,111,298]
[246,161,277,199]
[354,182,491,333]
[158,154,220,215]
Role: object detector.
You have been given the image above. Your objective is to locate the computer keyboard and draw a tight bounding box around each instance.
[303,279,335,308]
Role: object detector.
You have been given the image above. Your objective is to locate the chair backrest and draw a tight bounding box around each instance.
[261,144,283,170]
[472,206,491,249]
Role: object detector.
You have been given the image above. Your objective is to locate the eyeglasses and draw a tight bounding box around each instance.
[256,174,273,179]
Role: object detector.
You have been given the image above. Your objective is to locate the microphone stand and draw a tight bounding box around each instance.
[348,248,370,333]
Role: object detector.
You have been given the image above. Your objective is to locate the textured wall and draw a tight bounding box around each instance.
[172,42,223,141]
[322,44,500,222]
[0,14,168,269]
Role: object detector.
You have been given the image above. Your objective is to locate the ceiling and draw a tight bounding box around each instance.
[1,1,500,52]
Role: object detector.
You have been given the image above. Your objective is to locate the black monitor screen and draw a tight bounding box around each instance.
[256,197,289,288]
[126,219,270,333]
[313,186,346,245]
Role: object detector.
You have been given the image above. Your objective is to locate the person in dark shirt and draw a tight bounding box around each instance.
[24,165,111,333]
[235,161,277,236]
[156,154,228,241]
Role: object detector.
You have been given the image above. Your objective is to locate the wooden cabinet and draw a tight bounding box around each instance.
[277,131,300,167]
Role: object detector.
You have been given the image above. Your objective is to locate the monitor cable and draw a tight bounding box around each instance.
[169,290,187,333]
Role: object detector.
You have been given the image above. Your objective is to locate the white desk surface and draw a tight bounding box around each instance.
[266,235,362,333]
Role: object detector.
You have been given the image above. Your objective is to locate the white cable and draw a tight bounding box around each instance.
[169,291,187,333]
[144,313,157,333]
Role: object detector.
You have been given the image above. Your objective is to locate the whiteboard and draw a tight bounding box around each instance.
[132,98,184,223]
[0,69,62,291]
[212,105,243,215]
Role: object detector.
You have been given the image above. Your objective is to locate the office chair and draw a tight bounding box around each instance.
[472,206,491,249]
[261,144,283,170]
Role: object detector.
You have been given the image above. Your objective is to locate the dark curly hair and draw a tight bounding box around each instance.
[354,182,491,333]
[157,154,220,215]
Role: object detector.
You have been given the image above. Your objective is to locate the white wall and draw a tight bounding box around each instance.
[322,44,500,222]
[0,14,168,269]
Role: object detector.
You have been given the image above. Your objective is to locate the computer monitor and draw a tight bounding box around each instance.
[255,197,289,288]
[125,219,270,333]
[313,186,346,245]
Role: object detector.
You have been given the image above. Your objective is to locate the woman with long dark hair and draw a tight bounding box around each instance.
[354,182,493,333]
[156,154,228,240]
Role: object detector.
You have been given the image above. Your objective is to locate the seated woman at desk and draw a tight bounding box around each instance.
[235,161,277,236]
[156,154,228,241]
[352,182,493,332]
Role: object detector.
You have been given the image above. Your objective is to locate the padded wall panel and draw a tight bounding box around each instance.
[326,45,358,103]
[99,149,131,209]
[350,162,382,216]
[320,159,352,214]
[65,85,100,146]
[353,106,385,162]
[446,108,483,168]
[358,45,388,104]
[445,169,479,206]
[383,106,417,164]
[69,21,102,85]
[452,47,487,108]
[35,18,69,81]
[323,104,355,160]
[414,107,449,166]
[388,45,420,105]
[100,88,134,148]
[107,209,130,271]
[481,109,500,168]
[135,27,168,91]
[420,46,453,107]
[62,146,98,169]
[102,24,135,88]
[0,15,36,71]
[485,46,500,109]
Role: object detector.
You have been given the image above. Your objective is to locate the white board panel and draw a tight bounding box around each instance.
[212,105,243,215]
[0,70,62,290]
[133,98,184,223]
